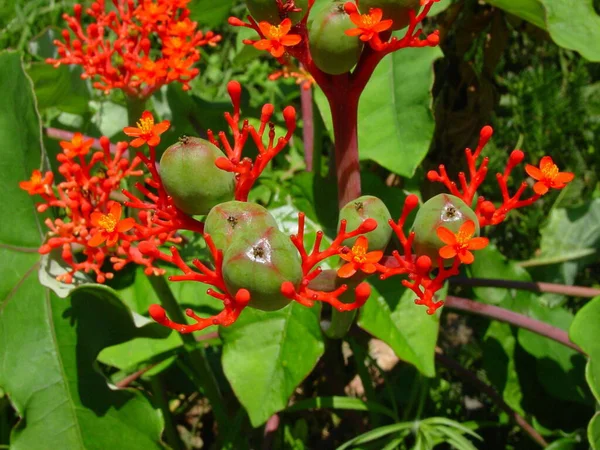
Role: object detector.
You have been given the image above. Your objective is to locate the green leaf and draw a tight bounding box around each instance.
[485,0,600,61]
[27,63,90,115]
[589,413,600,450]
[532,199,600,307]
[284,396,397,420]
[220,303,324,427]
[358,279,442,377]
[0,51,164,449]
[188,0,235,28]
[315,47,441,177]
[570,296,600,403]
[38,248,92,298]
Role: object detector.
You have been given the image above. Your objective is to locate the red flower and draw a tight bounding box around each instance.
[123,111,170,147]
[345,8,393,42]
[436,220,489,264]
[525,156,574,196]
[254,19,302,58]
[89,202,135,247]
[19,169,53,195]
[59,132,94,158]
[338,236,383,278]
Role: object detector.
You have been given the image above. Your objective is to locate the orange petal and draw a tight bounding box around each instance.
[533,181,549,196]
[90,212,104,227]
[524,164,543,181]
[361,262,377,274]
[460,220,475,238]
[59,141,74,150]
[339,252,354,262]
[153,120,170,135]
[253,39,272,50]
[345,28,364,36]
[436,226,457,245]
[555,172,574,183]
[141,110,154,122]
[106,234,119,247]
[109,202,122,220]
[373,20,393,32]
[365,250,383,264]
[459,250,475,264]
[467,237,489,250]
[88,231,107,247]
[147,134,160,147]
[354,235,369,251]
[370,8,383,23]
[281,35,301,46]
[130,138,146,148]
[439,245,457,259]
[279,18,292,34]
[349,12,362,26]
[337,263,357,279]
[117,218,136,232]
[123,127,142,137]
[271,45,285,58]
[258,22,272,36]
[539,156,554,171]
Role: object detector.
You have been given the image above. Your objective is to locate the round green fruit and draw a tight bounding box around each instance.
[159,137,235,216]
[204,201,278,251]
[359,0,420,30]
[308,2,363,75]
[222,226,303,311]
[338,195,392,251]
[412,194,480,265]
[246,0,309,25]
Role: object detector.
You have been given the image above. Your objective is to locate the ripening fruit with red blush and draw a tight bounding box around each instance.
[309,2,363,75]
[222,226,303,311]
[359,0,420,30]
[246,0,309,25]
[338,195,392,251]
[412,194,480,266]
[159,137,235,215]
[204,201,278,251]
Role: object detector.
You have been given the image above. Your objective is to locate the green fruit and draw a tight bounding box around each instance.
[338,195,392,251]
[412,194,479,266]
[223,226,303,311]
[308,2,363,75]
[359,0,420,30]
[159,137,235,216]
[247,0,309,24]
[205,201,278,251]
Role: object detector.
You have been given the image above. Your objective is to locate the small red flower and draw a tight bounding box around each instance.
[338,236,383,278]
[89,202,135,247]
[59,132,94,158]
[436,220,489,264]
[525,156,574,196]
[254,19,302,58]
[19,169,53,195]
[345,8,393,42]
[123,111,170,147]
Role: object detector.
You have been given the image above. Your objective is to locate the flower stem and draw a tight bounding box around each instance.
[150,374,185,450]
[444,295,584,354]
[450,276,600,298]
[147,275,229,429]
[301,86,314,172]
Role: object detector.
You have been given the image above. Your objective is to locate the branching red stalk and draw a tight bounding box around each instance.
[300,83,314,171]
[444,296,584,354]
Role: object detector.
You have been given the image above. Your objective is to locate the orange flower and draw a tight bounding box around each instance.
[436,220,489,264]
[20,170,53,195]
[89,202,136,247]
[525,156,574,196]
[345,8,393,42]
[59,132,94,158]
[123,111,170,147]
[254,19,302,58]
[338,236,383,278]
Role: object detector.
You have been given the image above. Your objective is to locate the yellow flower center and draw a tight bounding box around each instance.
[542,163,559,181]
[361,14,376,27]
[98,213,117,232]
[268,25,285,39]
[31,172,42,185]
[455,229,473,247]
[136,116,154,133]
[351,244,367,264]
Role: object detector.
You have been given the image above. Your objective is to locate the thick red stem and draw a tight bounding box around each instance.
[328,76,361,208]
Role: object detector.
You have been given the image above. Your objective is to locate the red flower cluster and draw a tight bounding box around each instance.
[427,126,574,227]
[47,0,221,98]
[20,126,178,283]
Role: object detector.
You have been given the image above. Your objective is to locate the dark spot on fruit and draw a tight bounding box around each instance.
[444,206,457,219]
[354,201,364,212]
[227,215,238,229]
[253,245,265,259]
[179,135,190,144]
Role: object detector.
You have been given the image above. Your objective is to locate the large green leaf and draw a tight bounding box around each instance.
[220,303,324,427]
[0,51,164,449]
[358,279,441,377]
[570,296,600,403]
[531,199,600,307]
[315,46,441,177]
[485,0,600,61]
[589,413,600,450]
[188,0,235,28]
[27,63,90,115]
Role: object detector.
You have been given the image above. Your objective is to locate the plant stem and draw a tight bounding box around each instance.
[150,375,185,450]
[450,277,600,298]
[444,296,584,354]
[147,275,229,428]
[327,75,361,209]
[301,86,314,172]
[435,350,548,448]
